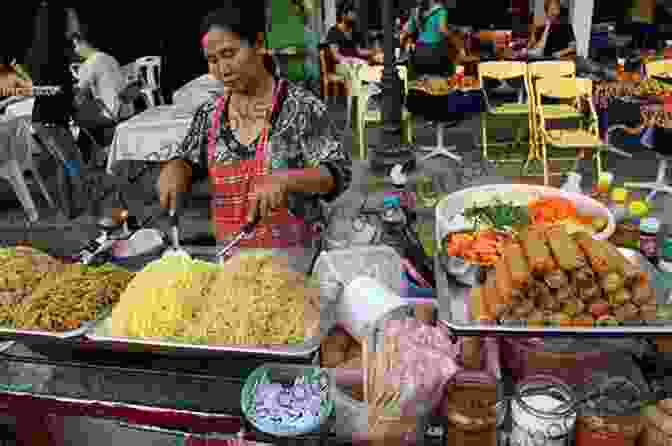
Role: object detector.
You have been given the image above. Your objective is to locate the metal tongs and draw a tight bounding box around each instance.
[215,214,262,263]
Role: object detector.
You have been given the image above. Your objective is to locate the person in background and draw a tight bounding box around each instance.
[67,11,132,163]
[400,0,468,77]
[527,0,575,59]
[27,2,90,218]
[157,3,351,264]
[326,2,375,64]
[626,0,660,50]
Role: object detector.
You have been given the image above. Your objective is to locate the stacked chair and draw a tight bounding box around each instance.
[478,59,630,185]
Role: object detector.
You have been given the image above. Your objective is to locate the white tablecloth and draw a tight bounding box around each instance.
[5,98,35,118]
[106,105,194,175]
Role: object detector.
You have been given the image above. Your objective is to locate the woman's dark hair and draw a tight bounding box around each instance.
[200,2,266,46]
[200,2,274,74]
[336,1,355,21]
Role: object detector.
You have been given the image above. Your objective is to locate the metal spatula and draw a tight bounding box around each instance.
[215,215,261,263]
[163,201,190,259]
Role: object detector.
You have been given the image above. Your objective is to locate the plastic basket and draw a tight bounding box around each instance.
[313,246,404,295]
[241,364,334,437]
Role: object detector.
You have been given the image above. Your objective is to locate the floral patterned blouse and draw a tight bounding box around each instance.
[173,79,352,225]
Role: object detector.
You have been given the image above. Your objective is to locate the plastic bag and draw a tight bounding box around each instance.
[379,318,460,417]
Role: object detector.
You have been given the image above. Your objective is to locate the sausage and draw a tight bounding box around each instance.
[503,243,531,289]
[544,270,569,289]
[520,227,556,274]
[546,225,584,270]
[494,257,514,304]
[631,280,654,305]
[574,233,610,274]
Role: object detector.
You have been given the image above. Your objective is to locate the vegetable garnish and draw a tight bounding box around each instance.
[463,198,530,231]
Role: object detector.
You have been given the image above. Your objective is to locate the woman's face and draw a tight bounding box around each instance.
[546,1,561,19]
[204,26,266,92]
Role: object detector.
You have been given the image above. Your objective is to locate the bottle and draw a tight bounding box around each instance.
[659,236,672,273]
[628,200,649,226]
[609,187,628,223]
[561,172,582,194]
[665,41,672,60]
[616,57,626,80]
[640,217,660,265]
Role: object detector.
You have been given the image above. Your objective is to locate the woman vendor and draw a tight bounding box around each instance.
[157,2,352,263]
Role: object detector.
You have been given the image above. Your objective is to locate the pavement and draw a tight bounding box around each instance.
[0,95,668,445]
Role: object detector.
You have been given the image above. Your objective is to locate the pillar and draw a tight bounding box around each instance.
[571,0,593,58]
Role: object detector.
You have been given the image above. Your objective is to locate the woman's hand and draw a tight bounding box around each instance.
[157,160,193,211]
[0,72,32,96]
[247,174,290,224]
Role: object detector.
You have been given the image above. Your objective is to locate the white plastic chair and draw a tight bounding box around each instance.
[0,122,56,222]
[134,56,163,107]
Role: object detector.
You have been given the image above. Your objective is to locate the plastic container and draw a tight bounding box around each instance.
[501,338,611,386]
[241,363,334,437]
[640,217,660,264]
[658,237,672,273]
[314,246,404,295]
[338,276,411,339]
[329,369,368,440]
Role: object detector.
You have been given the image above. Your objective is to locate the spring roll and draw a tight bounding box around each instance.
[503,243,531,289]
[546,225,584,270]
[555,285,574,303]
[520,227,556,274]
[601,272,625,294]
[471,287,494,321]
[494,257,514,304]
[575,233,610,274]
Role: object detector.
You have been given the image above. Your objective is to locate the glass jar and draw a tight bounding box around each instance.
[639,217,660,265]
[510,375,577,446]
[576,374,645,446]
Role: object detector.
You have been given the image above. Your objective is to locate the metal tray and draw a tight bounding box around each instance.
[82,246,337,359]
[437,248,672,336]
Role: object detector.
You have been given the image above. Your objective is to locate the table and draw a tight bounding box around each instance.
[5,98,34,119]
[106,105,194,176]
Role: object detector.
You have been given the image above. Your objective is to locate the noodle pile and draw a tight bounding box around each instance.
[109,254,318,346]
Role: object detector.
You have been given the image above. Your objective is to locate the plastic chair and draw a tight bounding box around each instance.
[534,77,606,185]
[526,61,581,167]
[478,61,531,163]
[134,56,163,107]
[351,65,414,159]
[0,121,56,222]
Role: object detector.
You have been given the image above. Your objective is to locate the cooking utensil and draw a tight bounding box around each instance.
[215,214,261,263]
[162,208,190,259]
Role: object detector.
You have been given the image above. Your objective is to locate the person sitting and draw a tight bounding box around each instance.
[326,2,375,64]
[527,0,576,59]
[400,0,469,77]
[157,3,352,264]
[68,14,132,162]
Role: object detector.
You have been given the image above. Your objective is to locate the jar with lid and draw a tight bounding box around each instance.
[659,235,672,273]
[442,380,504,446]
[639,217,660,265]
[576,373,646,446]
[510,375,577,446]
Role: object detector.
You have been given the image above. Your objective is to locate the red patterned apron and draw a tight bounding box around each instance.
[208,80,313,248]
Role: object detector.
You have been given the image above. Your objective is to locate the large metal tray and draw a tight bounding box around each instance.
[437,248,672,336]
[82,246,337,359]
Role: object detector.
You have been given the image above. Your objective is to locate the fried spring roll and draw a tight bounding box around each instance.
[546,225,584,271]
[544,270,569,289]
[520,227,556,274]
[575,233,610,274]
[494,257,514,304]
[484,275,506,319]
[471,287,494,321]
[503,243,531,289]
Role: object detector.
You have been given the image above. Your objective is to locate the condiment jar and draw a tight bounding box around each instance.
[609,188,629,224]
[510,375,577,446]
[658,237,672,273]
[639,217,660,264]
[628,201,649,225]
